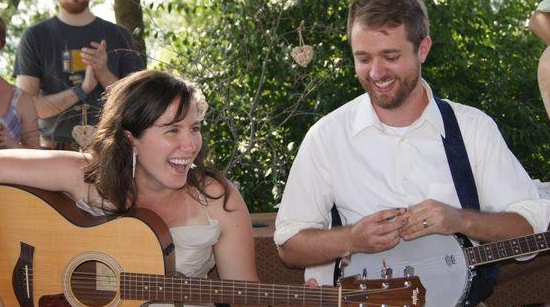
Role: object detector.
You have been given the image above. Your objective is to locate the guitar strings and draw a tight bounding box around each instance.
[21,268,423,306]
[24,279,413,296]
[21,273,418,301]
[26,269,422,294]
[25,284,416,307]
[18,285,416,305]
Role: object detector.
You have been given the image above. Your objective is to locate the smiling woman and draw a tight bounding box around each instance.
[0,69,259,307]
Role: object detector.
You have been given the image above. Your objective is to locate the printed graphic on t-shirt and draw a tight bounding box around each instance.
[62,49,86,74]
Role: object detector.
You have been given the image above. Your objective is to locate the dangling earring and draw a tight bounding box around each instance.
[132,149,137,178]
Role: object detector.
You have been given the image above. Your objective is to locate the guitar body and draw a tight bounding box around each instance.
[0,184,428,307]
[0,184,175,307]
[345,234,472,307]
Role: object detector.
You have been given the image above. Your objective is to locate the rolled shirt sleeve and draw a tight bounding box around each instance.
[464,108,550,259]
[274,126,334,246]
[505,199,550,234]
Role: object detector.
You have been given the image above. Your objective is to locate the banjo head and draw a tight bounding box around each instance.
[345,234,472,307]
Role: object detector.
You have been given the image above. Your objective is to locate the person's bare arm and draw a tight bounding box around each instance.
[17,92,40,149]
[17,66,98,119]
[538,47,550,121]
[211,183,259,282]
[277,208,408,268]
[530,11,550,45]
[0,149,88,199]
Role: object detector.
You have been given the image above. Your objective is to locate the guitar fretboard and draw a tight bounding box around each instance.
[465,231,550,266]
[119,273,340,306]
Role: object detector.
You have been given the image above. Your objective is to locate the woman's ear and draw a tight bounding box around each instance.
[123,130,135,147]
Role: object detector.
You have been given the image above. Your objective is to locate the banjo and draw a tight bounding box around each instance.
[342,231,550,307]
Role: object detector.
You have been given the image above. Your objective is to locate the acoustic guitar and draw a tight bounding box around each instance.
[0,184,425,307]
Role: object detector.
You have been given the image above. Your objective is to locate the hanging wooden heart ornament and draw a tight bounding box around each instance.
[72,125,95,148]
[291,21,314,67]
[291,45,314,67]
[71,103,96,149]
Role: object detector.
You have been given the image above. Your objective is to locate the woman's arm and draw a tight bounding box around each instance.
[0,149,88,199]
[209,182,259,282]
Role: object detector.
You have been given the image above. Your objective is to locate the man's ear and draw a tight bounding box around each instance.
[418,35,432,64]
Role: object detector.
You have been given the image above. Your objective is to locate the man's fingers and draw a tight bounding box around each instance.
[401,225,430,241]
[80,55,92,65]
[89,41,101,48]
[304,278,318,287]
[80,47,98,55]
[373,207,407,223]
[100,39,107,50]
[376,216,408,235]
[371,232,401,252]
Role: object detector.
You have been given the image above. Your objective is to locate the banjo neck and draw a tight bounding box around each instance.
[465,230,550,266]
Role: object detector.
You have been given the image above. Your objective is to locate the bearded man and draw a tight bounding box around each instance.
[13,0,144,149]
[275,0,550,306]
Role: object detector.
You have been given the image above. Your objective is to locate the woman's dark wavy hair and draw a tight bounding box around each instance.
[83,70,229,214]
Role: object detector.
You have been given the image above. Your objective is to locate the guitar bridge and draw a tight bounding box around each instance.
[12,242,35,307]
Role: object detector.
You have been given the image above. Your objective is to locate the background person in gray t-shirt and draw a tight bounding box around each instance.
[13,0,144,149]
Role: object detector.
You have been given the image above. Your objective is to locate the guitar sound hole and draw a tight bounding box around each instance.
[69,260,117,307]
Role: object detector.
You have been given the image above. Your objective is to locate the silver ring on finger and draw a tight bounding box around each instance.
[422,219,428,228]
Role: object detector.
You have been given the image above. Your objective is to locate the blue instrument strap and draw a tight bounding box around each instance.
[435,97,499,306]
[331,97,499,306]
[434,97,480,210]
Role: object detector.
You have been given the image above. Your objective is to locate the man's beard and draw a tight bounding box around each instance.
[60,0,90,14]
[360,66,420,110]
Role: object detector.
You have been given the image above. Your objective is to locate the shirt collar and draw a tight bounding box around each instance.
[352,79,446,138]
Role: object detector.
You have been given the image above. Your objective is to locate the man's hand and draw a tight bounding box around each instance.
[81,40,109,77]
[81,65,98,94]
[278,208,408,268]
[348,208,408,254]
[399,199,464,241]
[81,40,118,87]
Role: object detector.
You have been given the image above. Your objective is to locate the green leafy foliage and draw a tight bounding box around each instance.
[146,0,358,212]
[426,0,550,182]
[0,0,53,81]
[4,0,549,212]
[145,0,550,212]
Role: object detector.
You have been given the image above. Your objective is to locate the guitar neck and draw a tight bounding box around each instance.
[119,273,339,306]
[465,230,550,266]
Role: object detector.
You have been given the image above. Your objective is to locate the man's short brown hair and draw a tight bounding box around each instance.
[0,16,6,51]
[347,0,430,51]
